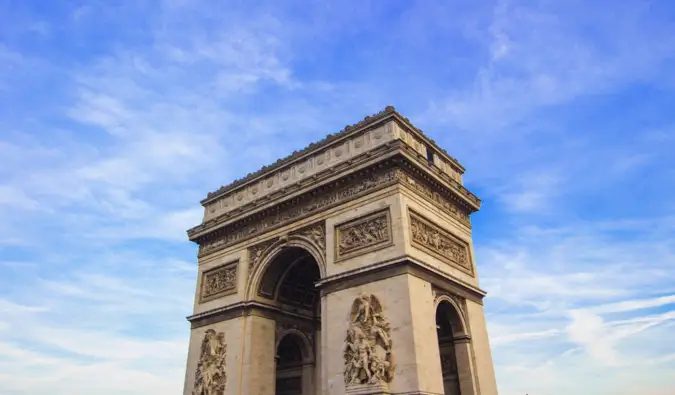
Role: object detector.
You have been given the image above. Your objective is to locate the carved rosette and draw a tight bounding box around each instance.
[336,209,393,261]
[192,329,227,395]
[343,294,395,388]
[409,210,474,276]
[200,261,238,303]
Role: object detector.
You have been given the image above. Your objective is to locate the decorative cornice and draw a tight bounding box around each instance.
[188,140,402,240]
[192,163,403,257]
[190,158,477,258]
[201,106,466,205]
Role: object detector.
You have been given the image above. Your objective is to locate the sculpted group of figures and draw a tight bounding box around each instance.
[192,329,227,395]
[343,294,396,387]
[191,294,396,394]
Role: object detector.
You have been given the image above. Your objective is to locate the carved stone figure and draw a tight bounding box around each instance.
[293,222,326,254]
[409,210,473,275]
[201,262,238,302]
[343,294,395,387]
[193,329,227,395]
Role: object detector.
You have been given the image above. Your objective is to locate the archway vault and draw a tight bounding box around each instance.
[246,234,327,302]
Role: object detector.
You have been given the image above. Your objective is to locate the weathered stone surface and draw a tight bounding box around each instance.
[182,108,498,395]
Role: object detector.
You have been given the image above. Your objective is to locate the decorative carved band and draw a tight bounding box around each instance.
[344,294,395,387]
[195,163,473,258]
[409,210,474,276]
[335,209,393,262]
[200,261,238,303]
[192,329,227,395]
[397,165,470,226]
[197,167,401,257]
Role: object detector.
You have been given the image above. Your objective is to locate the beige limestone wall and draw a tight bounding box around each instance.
[322,273,442,395]
[325,192,406,277]
[183,317,246,395]
[400,193,479,288]
[192,248,248,315]
[465,300,498,395]
[407,274,445,394]
[240,314,277,395]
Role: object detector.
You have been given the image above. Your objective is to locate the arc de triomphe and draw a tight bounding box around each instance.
[182,106,499,395]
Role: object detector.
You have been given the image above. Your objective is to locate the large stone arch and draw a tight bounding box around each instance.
[246,235,326,301]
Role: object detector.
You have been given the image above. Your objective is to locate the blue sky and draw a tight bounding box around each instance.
[1,0,675,394]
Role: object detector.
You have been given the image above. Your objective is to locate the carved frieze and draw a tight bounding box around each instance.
[344,294,395,387]
[409,210,474,276]
[198,168,401,257]
[200,261,238,303]
[335,209,392,261]
[192,329,227,395]
[195,165,474,258]
[397,169,470,226]
[292,221,326,259]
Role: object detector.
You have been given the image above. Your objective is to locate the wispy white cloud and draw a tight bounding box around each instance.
[1,1,674,395]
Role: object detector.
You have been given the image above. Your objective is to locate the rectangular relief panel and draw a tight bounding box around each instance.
[408,209,475,276]
[335,208,393,262]
[199,260,239,303]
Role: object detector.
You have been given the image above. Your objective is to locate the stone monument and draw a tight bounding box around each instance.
[182,106,499,395]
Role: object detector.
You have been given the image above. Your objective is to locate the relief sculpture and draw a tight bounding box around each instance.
[343,294,395,387]
[200,261,238,302]
[409,210,474,275]
[193,329,227,395]
[336,210,392,261]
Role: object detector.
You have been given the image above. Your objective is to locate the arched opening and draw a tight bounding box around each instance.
[275,334,305,395]
[436,301,462,395]
[260,246,321,395]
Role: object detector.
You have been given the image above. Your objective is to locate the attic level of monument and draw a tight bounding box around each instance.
[188,107,482,246]
[203,106,465,204]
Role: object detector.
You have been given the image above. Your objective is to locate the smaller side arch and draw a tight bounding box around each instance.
[434,294,470,338]
[275,329,315,365]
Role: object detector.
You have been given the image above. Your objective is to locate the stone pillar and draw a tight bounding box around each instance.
[323,274,448,395]
[302,363,315,395]
[465,300,499,395]
[241,314,276,395]
[454,335,478,395]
